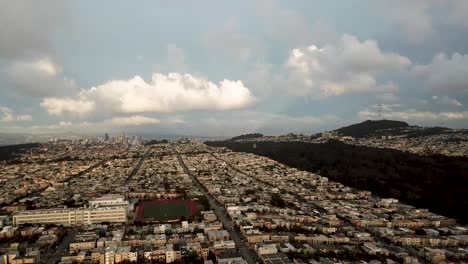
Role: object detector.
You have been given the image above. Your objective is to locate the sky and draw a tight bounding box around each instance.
[1,0,468,137]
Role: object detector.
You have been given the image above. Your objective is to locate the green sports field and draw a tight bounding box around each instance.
[141,201,191,221]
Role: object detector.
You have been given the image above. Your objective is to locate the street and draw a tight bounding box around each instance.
[126,146,152,182]
[40,229,78,264]
[176,153,259,264]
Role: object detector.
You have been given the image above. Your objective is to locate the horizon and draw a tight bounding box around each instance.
[1,119,465,144]
[1,1,468,137]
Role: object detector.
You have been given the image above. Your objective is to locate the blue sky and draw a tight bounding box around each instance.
[1,0,468,136]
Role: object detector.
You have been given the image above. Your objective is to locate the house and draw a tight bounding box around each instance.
[257,243,278,255]
[207,230,230,242]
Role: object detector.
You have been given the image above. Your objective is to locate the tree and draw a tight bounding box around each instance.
[244,189,256,195]
[270,193,286,208]
[64,199,76,208]
[207,250,216,261]
[197,195,210,210]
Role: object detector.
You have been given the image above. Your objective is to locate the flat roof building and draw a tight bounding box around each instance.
[89,194,129,208]
[12,206,126,226]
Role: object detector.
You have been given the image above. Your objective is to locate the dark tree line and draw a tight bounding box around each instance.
[145,139,169,145]
[0,143,39,161]
[206,140,468,224]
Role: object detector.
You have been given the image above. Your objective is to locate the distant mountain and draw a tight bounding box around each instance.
[335,120,409,138]
[0,132,92,146]
[230,133,264,141]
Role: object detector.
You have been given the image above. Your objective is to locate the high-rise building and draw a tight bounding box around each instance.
[104,133,109,141]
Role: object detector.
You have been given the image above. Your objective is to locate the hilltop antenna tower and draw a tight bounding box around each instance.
[377,104,383,120]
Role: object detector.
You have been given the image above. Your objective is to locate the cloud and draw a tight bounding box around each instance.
[16,115,33,121]
[376,93,400,103]
[5,57,75,97]
[111,115,160,126]
[255,0,311,45]
[204,17,264,63]
[248,63,277,96]
[41,72,256,116]
[413,53,468,93]
[256,1,337,45]
[59,121,72,127]
[184,111,341,136]
[31,116,160,131]
[449,0,468,27]
[432,96,463,107]
[3,110,337,136]
[0,106,32,122]
[376,0,433,44]
[165,117,185,125]
[373,0,468,43]
[0,2,73,99]
[43,121,71,130]
[254,113,341,134]
[0,1,70,59]
[284,34,411,97]
[40,97,96,116]
[359,108,468,122]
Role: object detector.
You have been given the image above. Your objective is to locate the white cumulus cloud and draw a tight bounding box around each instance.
[40,97,96,116]
[41,72,256,116]
[284,34,411,97]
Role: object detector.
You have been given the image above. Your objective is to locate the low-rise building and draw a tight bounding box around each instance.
[257,243,278,255]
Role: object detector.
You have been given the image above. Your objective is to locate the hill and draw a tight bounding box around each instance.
[335,120,409,138]
[230,133,263,141]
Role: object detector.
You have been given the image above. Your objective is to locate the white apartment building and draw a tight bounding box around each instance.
[89,194,131,211]
[165,244,181,263]
[105,244,117,264]
[257,243,278,255]
[12,206,127,226]
[0,215,6,228]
